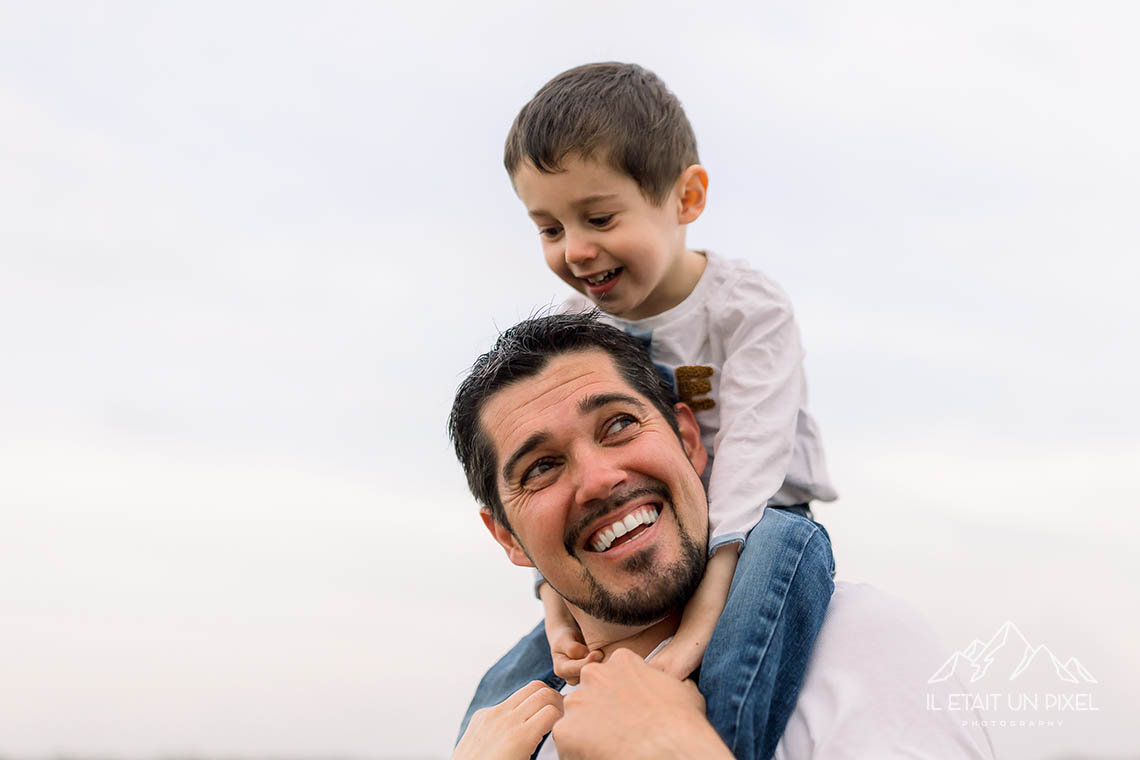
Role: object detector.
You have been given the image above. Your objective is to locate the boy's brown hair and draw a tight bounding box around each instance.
[504,62,699,205]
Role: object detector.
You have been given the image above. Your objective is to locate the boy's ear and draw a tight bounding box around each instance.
[676,165,709,225]
[673,402,709,478]
[480,508,536,568]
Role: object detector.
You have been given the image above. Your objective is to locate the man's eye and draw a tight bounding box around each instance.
[588,214,614,228]
[521,458,558,485]
[604,414,638,437]
[538,225,563,240]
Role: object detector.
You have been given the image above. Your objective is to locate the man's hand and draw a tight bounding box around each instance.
[552,648,734,760]
[452,680,563,760]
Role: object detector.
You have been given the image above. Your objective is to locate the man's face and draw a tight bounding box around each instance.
[512,154,690,321]
[480,349,709,626]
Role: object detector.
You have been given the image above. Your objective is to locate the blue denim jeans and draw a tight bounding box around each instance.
[458,507,834,760]
[698,507,834,759]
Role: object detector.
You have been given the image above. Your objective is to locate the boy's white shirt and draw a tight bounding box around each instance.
[564,251,837,553]
[536,583,997,760]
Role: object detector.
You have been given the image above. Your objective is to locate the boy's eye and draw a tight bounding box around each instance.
[588,214,614,228]
[538,225,563,240]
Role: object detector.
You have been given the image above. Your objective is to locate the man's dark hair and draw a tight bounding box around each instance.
[503,62,699,205]
[448,312,679,528]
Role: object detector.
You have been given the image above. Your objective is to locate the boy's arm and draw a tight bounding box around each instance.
[706,273,832,552]
[648,545,738,680]
[539,580,602,685]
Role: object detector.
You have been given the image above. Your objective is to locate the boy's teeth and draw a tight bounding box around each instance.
[586,268,619,285]
[590,507,660,552]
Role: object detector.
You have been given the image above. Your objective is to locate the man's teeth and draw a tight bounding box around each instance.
[585,268,620,285]
[591,507,659,552]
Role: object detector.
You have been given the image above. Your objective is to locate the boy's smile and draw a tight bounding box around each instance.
[513,154,709,321]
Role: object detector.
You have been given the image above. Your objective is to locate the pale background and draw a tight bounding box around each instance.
[1,2,1137,759]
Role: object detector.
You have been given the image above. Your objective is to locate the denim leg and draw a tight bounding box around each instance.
[698,509,835,760]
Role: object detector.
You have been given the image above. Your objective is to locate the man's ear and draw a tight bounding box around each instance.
[676,165,709,225]
[673,402,708,477]
[480,508,535,568]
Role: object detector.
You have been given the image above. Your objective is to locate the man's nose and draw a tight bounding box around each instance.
[564,229,598,268]
[570,445,625,507]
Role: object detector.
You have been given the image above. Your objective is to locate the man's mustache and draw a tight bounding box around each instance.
[564,482,672,554]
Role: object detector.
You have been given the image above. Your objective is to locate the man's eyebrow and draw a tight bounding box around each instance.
[578,393,647,415]
[502,431,549,484]
[500,394,645,483]
[526,194,620,218]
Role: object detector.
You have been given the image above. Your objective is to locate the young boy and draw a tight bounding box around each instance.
[503,62,837,753]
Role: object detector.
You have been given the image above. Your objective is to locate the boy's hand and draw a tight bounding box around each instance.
[453,680,563,760]
[647,636,705,681]
[539,580,602,685]
[549,626,603,685]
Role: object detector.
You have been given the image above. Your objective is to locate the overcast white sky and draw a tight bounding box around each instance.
[1,2,1138,759]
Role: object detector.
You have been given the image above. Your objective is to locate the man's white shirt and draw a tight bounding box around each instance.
[538,582,995,759]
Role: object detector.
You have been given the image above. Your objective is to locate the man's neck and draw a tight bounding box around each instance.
[572,609,684,661]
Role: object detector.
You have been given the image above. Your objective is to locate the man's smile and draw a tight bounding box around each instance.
[565,483,672,558]
[588,505,660,553]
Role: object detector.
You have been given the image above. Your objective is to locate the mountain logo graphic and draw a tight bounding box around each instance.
[928,621,1098,685]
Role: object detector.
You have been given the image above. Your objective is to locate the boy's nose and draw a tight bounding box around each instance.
[564,231,598,267]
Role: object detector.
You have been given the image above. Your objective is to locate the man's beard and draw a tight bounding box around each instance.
[575,524,706,625]
[554,483,708,626]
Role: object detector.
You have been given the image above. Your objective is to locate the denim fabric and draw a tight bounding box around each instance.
[698,507,834,760]
[457,509,834,760]
[773,503,813,520]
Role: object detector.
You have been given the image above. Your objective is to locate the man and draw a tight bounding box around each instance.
[448,313,993,759]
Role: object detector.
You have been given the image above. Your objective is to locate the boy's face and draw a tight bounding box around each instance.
[513,155,700,321]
